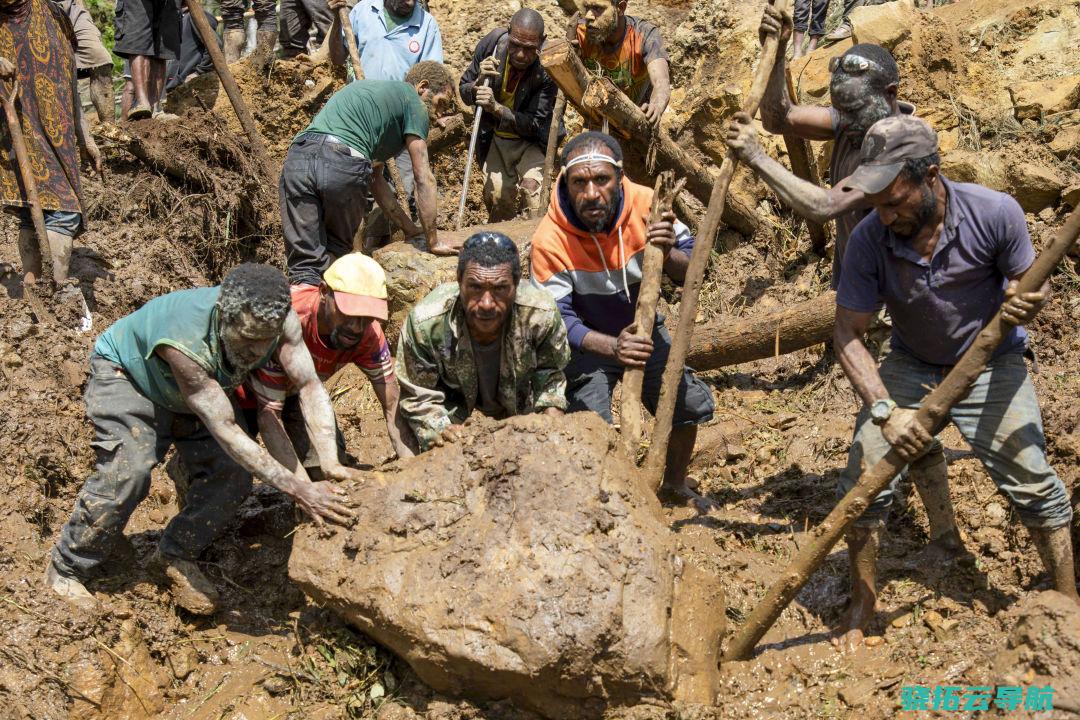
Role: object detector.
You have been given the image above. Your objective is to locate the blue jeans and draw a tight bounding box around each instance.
[16,208,84,237]
[837,349,1072,529]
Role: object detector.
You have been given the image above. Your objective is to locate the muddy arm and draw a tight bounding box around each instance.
[405,135,440,249]
[756,154,864,224]
[370,374,417,459]
[256,400,313,482]
[372,168,422,236]
[833,304,888,406]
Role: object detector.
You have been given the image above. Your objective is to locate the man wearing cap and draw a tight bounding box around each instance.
[725,1,913,288]
[397,231,570,451]
[832,115,1078,651]
[247,253,416,464]
[530,131,717,513]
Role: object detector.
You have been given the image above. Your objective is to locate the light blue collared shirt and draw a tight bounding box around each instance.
[347,0,444,82]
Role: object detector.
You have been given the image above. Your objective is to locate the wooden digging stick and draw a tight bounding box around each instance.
[723,205,1080,662]
[620,171,685,455]
[1,78,53,286]
[535,88,566,219]
[185,0,273,182]
[642,0,791,484]
[782,67,828,255]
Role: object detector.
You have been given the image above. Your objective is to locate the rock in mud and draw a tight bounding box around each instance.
[1009,76,1080,121]
[288,413,725,718]
[850,0,916,50]
[373,242,456,349]
[991,591,1080,712]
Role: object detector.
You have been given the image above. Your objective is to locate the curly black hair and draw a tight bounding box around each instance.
[218,263,291,326]
[560,131,624,172]
[405,60,455,96]
[901,152,941,184]
[457,232,521,283]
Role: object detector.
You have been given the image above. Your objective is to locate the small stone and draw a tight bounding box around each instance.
[262,675,291,695]
[1063,184,1080,209]
[148,508,166,525]
[891,612,913,629]
[369,681,386,700]
[984,502,1008,527]
[168,647,199,680]
[863,635,884,648]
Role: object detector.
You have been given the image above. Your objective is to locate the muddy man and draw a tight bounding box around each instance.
[46,264,357,615]
[831,116,1079,651]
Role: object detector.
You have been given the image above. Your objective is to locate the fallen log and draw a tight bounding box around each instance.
[722,204,1080,662]
[643,0,790,485]
[428,113,466,154]
[541,39,759,236]
[686,291,836,370]
[95,123,219,194]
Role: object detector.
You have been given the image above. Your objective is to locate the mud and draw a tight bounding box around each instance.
[1,0,1079,717]
[289,414,725,718]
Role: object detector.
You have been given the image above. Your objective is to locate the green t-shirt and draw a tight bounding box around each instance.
[300,80,430,162]
[93,287,278,414]
[383,7,408,31]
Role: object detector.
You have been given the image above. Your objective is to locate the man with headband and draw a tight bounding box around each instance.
[723,0,914,289]
[396,232,570,452]
[530,131,717,513]
[831,115,1078,651]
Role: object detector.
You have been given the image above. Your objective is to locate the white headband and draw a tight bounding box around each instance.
[565,151,623,170]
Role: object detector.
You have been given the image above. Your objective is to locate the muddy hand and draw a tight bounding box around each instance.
[880,407,932,462]
[327,0,348,11]
[1001,279,1046,326]
[320,463,366,484]
[295,481,355,527]
[474,84,497,112]
[640,96,664,127]
[725,112,763,164]
[759,0,793,46]
[615,323,653,368]
[433,424,466,448]
[478,56,500,81]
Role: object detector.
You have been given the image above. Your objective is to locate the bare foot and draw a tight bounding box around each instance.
[832,587,876,654]
[428,241,460,257]
[918,531,976,568]
[661,481,721,515]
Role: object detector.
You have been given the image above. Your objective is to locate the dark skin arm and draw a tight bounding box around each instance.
[641,58,671,127]
[370,375,417,459]
[326,0,350,68]
[158,346,355,527]
[404,134,456,256]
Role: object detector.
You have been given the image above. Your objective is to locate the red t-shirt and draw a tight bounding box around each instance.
[576,15,667,105]
[240,285,394,410]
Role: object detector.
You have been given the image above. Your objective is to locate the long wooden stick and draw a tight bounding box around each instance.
[782,68,828,254]
[535,89,566,219]
[722,206,1080,661]
[1,79,53,286]
[642,0,790,483]
[339,7,363,79]
[621,171,685,454]
[185,0,273,183]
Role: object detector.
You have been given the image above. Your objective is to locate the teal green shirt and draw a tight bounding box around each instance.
[93,287,278,414]
[299,80,430,162]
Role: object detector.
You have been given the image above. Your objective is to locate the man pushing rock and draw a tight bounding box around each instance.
[46,264,359,615]
[831,116,1079,651]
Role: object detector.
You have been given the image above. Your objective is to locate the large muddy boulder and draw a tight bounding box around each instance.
[288,413,724,718]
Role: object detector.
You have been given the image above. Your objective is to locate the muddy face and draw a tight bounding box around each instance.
[318,286,373,351]
[383,0,414,18]
[582,0,620,44]
[219,311,281,372]
[830,75,892,143]
[865,170,939,239]
[418,83,457,122]
[565,155,621,233]
[459,262,516,344]
[507,25,542,71]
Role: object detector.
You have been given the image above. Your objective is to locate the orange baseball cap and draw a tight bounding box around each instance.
[323,253,389,320]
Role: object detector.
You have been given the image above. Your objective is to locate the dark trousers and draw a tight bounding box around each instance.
[278,0,333,56]
[793,0,828,35]
[53,356,253,577]
[219,0,276,32]
[280,133,373,286]
[565,324,715,426]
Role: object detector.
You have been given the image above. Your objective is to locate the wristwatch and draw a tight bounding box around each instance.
[870,398,897,426]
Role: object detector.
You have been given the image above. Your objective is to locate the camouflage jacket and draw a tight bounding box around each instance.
[396,282,571,451]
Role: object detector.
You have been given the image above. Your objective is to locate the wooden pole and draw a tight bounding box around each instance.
[1,79,53,286]
[185,0,274,183]
[687,291,836,370]
[535,89,566,219]
[339,7,363,79]
[621,172,685,455]
[574,66,759,236]
[642,0,790,485]
[781,68,828,254]
[723,207,1080,661]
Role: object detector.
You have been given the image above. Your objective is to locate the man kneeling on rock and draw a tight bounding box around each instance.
[46,264,358,615]
[396,232,571,451]
[239,253,416,464]
[530,131,717,512]
[832,116,1079,651]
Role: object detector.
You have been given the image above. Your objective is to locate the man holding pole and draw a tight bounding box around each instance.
[458,8,558,222]
[1,0,101,291]
[326,0,443,246]
[530,131,716,512]
[832,116,1078,651]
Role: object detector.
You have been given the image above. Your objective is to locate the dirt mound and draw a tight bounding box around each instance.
[289,413,725,717]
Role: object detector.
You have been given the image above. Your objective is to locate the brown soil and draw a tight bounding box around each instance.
[1,0,1079,717]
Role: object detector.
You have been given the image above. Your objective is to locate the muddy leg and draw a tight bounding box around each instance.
[1029,525,1080,604]
[660,425,720,514]
[89,64,115,123]
[129,55,153,119]
[909,447,972,563]
[836,523,881,652]
[17,227,43,283]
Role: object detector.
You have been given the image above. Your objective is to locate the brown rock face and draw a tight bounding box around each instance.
[372,242,456,349]
[288,413,724,718]
[1009,75,1080,120]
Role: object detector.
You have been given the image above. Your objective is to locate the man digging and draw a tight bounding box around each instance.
[458,8,558,221]
[530,131,717,513]
[397,232,570,452]
[831,116,1079,652]
[728,0,914,289]
[46,264,358,615]
[280,59,459,281]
